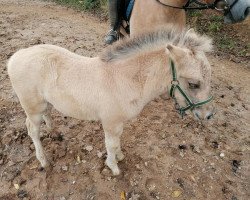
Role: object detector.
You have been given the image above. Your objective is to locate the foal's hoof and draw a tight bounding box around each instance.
[39,163,52,171]
[116,152,125,161]
[39,158,52,172]
[111,167,120,176]
[41,159,49,168]
[105,160,120,176]
[38,166,45,172]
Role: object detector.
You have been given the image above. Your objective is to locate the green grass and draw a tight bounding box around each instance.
[210,15,223,22]
[208,21,222,32]
[187,10,202,17]
[218,36,235,50]
[208,15,223,32]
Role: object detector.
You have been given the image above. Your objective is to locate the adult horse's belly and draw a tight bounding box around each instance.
[130,0,186,36]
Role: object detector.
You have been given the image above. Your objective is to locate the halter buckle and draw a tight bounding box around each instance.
[171,80,179,85]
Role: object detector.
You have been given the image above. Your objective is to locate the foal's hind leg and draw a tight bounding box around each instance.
[115,126,124,162]
[19,96,49,168]
[26,114,48,167]
[42,103,53,131]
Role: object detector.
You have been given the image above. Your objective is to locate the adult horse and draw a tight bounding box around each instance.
[129,0,215,35]
[121,0,248,36]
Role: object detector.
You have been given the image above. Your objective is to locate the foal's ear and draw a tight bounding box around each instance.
[165,44,186,58]
[166,44,174,52]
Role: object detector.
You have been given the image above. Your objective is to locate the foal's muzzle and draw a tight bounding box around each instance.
[193,107,216,121]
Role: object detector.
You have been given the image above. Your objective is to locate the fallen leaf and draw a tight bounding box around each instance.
[172,190,182,198]
[14,183,19,190]
[120,191,126,200]
[76,155,81,164]
[30,164,38,170]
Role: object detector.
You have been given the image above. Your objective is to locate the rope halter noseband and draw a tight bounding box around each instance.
[169,59,213,118]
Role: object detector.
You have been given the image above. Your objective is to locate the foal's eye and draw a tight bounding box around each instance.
[189,82,200,89]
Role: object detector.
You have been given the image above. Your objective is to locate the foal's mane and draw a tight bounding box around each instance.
[101,26,212,62]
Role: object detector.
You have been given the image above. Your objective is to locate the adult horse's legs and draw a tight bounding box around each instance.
[103,122,124,175]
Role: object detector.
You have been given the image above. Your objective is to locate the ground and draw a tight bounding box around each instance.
[0,0,249,200]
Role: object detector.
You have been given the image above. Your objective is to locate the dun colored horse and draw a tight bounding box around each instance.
[8,27,214,175]
[123,0,229,36]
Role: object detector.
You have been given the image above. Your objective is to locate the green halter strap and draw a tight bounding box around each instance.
[169,59,213,118]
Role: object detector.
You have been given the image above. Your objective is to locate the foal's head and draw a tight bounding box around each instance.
[166,30,214,120]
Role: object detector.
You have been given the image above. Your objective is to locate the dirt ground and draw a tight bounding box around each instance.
[0,0,249,200]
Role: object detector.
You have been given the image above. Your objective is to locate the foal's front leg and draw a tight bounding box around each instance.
[103,123,124,175]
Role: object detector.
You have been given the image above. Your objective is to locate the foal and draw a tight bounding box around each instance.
[8,27,214,175]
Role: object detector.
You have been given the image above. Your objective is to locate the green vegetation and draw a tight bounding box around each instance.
[187,10,202,17]
[208,21,222,32]
[187,11,249,59]
[210,15,223,22]
[218,36,235,50]
[208,15,223,32]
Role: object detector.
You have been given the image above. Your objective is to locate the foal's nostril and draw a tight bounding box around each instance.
[206,113,213,120]
[195,112,201,120]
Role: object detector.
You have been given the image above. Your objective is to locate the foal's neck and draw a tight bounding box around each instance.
[136,48,172,103]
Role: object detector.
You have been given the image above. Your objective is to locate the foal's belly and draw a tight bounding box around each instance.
[45,90,99,121]
[52,102,99,121]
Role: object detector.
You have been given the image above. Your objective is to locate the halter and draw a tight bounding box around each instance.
[169,59,213,118]
[155,0,230,11]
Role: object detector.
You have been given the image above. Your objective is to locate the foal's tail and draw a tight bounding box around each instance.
[7,50,24,103]
[7,48,26,82]
[7,47,44,105]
